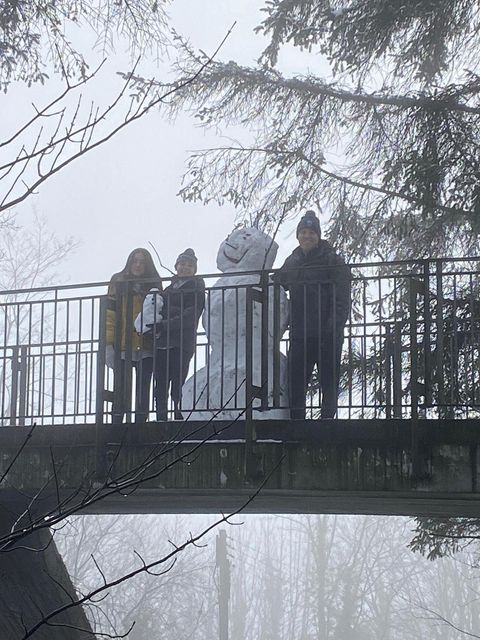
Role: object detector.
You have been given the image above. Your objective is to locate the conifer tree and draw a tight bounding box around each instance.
[135,0,480,260]
[0,0,170,89]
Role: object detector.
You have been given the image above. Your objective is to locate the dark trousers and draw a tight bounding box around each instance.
[112,357,153,424]
[289,333,343,420]
[154,348,192,421]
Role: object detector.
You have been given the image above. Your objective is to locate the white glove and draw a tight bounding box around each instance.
[105,344,115,368]
[134,288,163,334]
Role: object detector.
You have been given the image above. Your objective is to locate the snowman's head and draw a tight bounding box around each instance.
[217,227,278,273]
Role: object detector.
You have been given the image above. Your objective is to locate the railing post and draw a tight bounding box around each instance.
[95,295,109,482]
[95,295,108,425]
[272,276,281,409]
[245,286,256,480]
[409,272,427,479]
[9,346,19,426]
[392,320,403,418]
[260,271,269,411]
[244,275,271,479]
[423,259,432,408]
[123,281,134,423]
[18,345,28,426]
[435,259,445,416]
[409,275,424,420]
[385,324,392,420]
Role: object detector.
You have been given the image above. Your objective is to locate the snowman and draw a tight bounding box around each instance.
[182,227,289,420]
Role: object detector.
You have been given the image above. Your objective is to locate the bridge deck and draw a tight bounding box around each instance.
[1,419,479,518]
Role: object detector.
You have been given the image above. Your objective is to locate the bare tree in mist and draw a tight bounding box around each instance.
[55,513,480,639]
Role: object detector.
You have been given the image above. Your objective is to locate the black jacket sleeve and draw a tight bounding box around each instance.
[332,254,351,326]
[275,253,300,291]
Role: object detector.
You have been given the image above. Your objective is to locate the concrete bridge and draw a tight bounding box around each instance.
[1,417,480,520]
[1,258,479,637]
[1,258,479,518]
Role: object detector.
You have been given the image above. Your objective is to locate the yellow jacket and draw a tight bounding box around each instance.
[106,279,150,353]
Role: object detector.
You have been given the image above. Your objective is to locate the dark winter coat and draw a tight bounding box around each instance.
[155,275,205,353]
[277,240,351,340]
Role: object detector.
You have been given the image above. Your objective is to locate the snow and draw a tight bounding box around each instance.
[182,227,289,420]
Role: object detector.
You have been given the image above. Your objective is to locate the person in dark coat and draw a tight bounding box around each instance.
[277,211,351,419]
[154,248,205,420]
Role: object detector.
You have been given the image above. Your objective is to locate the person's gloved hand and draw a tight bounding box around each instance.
[105,344,115,368]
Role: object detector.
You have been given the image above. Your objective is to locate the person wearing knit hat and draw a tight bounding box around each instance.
[153,248,205,420]
[296,210,321,240]
[277,210,351,420]
[175,248,198,274]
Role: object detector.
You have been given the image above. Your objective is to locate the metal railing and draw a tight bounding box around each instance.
[1,258,479,426]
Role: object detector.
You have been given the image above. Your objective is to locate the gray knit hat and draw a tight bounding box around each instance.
[296,210,321,238]
[175,248,198,271]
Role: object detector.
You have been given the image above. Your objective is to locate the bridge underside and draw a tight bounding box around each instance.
[1,419,480,518]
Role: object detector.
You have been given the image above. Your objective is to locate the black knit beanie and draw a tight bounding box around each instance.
[175,248,198,272]
[296,210,321,238]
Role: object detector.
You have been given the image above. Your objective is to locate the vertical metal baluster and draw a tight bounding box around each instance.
[385,323,392,420]
[423,260,432,411]
[18,345,27,426]
[49,290,57,420]
[234,286,239,409]
[206,290,211,411]
[376,273,383,418]
[124,281,134,422]
[88,297,96,420]
[26,301,33,424]
[260,271,269,411]
[245,285,256,479]
[1,304,7,423]
[39,301,45,421]
[409,274,421,477]
[452,273,459,412]
[435,260,445,416]
[10,345,19,426]
[469,272,476,414]
[347,278,353,420]
[362,278,367,417]
[63,299,70,421]
[221,287,225,410]
[273,276,280,409]
[96,296,108,425]
[393,278,402,419]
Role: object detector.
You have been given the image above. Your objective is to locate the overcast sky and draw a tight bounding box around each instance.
[3,0,331,286]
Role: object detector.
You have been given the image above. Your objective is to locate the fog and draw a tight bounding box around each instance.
[56,513,479,639]
[2,2,475,639]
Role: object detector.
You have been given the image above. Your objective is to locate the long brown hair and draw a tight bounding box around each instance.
[110,248,162,293]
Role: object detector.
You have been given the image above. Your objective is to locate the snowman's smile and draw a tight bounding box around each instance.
[223,243,249,264]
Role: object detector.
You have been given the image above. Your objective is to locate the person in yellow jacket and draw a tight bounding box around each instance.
[106,248,162,423]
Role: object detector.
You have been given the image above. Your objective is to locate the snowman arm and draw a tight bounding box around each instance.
[158,280,205,334]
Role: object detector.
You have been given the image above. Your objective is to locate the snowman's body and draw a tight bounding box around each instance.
[182,228,289,420]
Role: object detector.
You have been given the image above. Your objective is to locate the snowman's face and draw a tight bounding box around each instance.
[216,227,278,273]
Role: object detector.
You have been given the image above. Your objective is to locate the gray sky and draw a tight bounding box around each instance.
[4,0,327,286]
